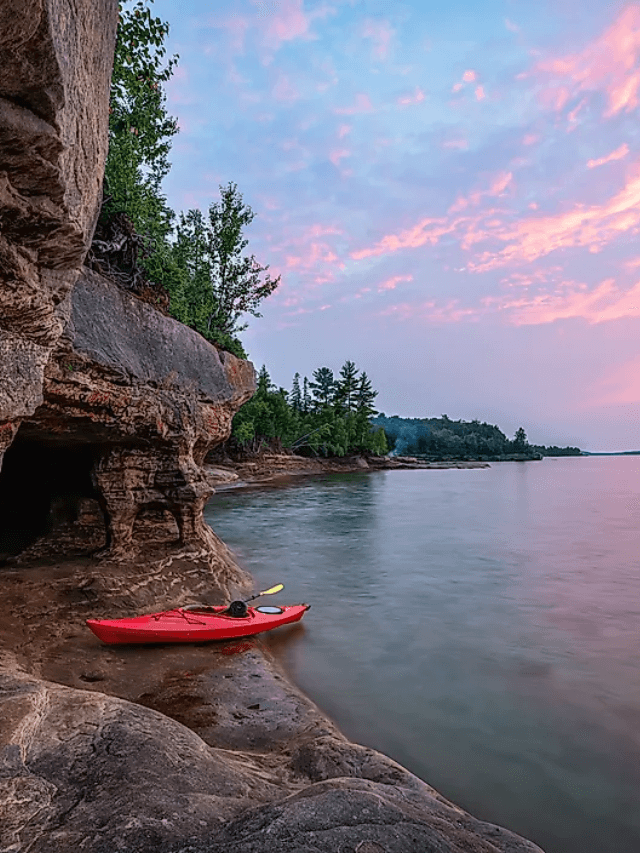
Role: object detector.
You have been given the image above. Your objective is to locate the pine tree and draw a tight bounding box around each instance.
[336,360,359,412]
[309,367,337,408]
[355,371,378,417]
[257,365,272,395]
[302,377,311,413]
[290,372,302,411]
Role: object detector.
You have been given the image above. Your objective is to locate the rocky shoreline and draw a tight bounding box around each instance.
[205,452,491,491]
[1,540,545,853]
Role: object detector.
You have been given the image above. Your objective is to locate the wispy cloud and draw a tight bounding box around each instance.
[491,278,640,325]
[587,143,630,169]
[469,162,640,271]
[378,274,413,292]
[527,5,640,119]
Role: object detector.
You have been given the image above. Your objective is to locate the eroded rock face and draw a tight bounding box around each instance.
[0,0,119,465]
[11,269,256,556]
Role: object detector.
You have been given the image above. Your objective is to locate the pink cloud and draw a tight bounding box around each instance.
[448,172,513,213]
[398,87,426,106]
[465,159,640,271]
[329,148,350,166]
[587,143,630,169]
[462,69,477,83]
[489,172,513,195]
[475,85,486,101]
[566,97,587,126]
[505,18,520,33]
[530,6,640,119]
[362,18,395,59]
[522,134,539,146]
[256,0,310,46]
[338,124,352,138]
[334,93,374,115]
[452,82,463,93]
[496,279,640,326]
[378,274,413,292]
[303,224,343,238]
[351,217,459,260]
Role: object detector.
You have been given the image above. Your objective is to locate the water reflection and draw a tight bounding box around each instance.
[205,459,640,853]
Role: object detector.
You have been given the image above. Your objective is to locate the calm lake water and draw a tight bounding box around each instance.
[204,457,640,853]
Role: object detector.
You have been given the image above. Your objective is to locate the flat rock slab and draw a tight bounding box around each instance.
[0,547,545,853]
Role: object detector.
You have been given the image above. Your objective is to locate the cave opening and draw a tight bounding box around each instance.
[0,431,106,562]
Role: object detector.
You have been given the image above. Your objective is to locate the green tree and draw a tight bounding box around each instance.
[336,360,359,412]
[355,371,378,417]
[302,377,311,413]
[513,427,528,451]
[309,367,337,408]
[257,365,273,394]
[290,373,302,411]
[103,0,178,242]
[169,184,280,353]
[205,183,280,337]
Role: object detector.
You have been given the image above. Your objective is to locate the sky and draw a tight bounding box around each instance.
[151,0,640,451]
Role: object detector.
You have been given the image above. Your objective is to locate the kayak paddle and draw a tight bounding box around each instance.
[244,583,284,603]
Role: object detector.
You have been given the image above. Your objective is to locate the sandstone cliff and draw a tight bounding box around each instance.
[0,0,119,466]
[0,2,546,852]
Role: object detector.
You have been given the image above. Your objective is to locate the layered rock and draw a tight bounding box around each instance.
[0,0,118,465]
[8,268,255,557]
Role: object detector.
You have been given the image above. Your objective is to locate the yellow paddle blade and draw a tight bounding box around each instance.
[259,583,284,596]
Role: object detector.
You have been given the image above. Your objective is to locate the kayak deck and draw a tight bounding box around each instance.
[86,604,310,645]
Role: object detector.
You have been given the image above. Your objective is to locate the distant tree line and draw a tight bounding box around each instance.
[529,445,582,457]
[219,362,388,457]
[372,415,578,460]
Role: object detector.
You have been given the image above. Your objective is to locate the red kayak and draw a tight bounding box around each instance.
[86,603,310,645]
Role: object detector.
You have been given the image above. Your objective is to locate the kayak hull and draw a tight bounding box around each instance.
[86,604,310,645]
